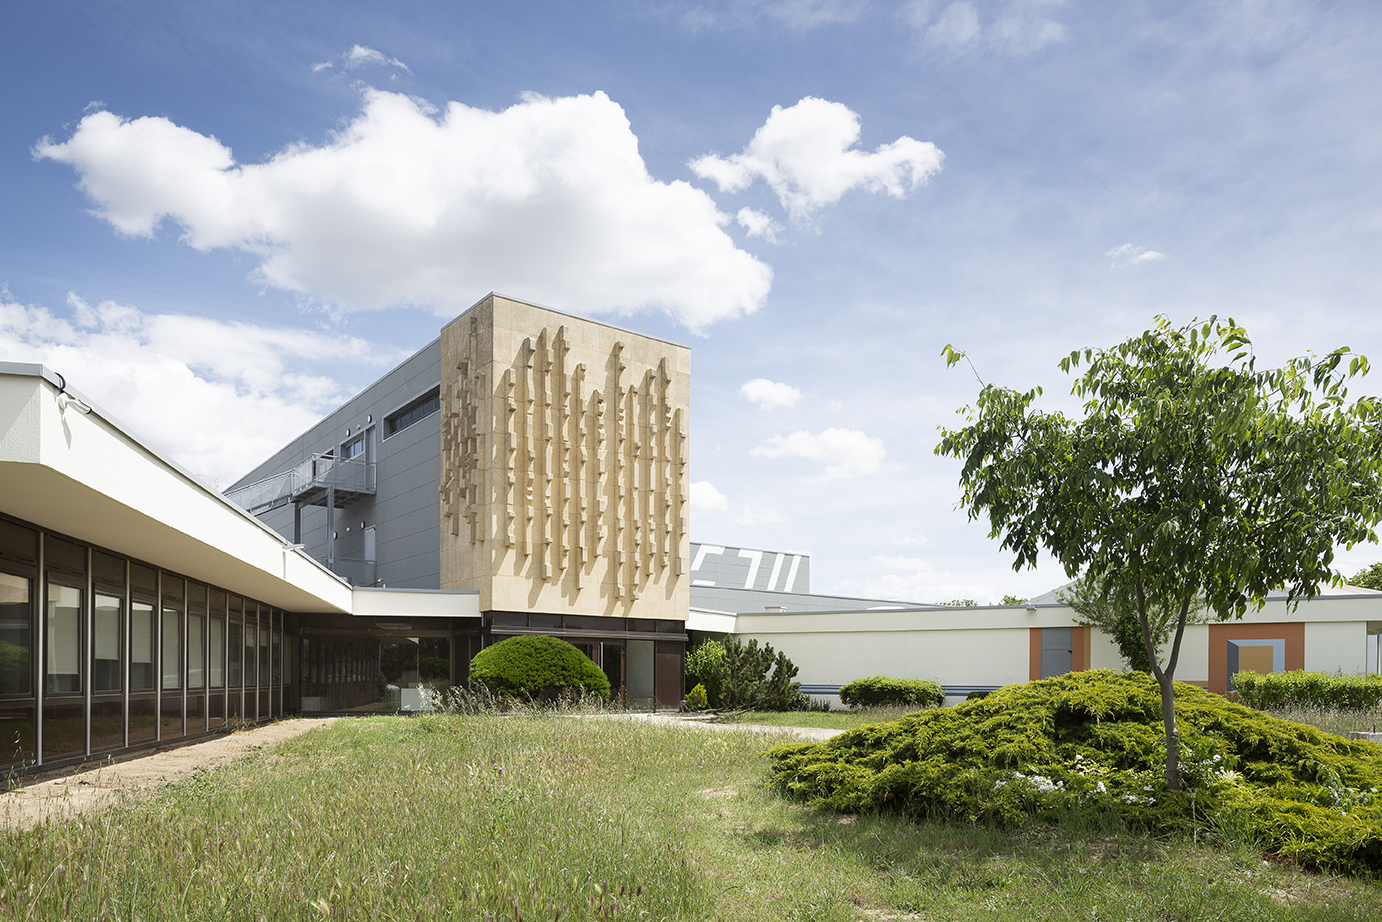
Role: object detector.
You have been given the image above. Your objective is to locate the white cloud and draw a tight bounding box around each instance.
[34,91,773,332]
[344,45,410,71]
[750,427,886,481]
[903,1,1068,57]
[689,97,943,221]
[1106,243,1166,269]
[828,554,988,605]
[680,0,868,33]
[0,291,402,485]
[690,480,730,514]
[739,377,801,410]
[733,505,784,526]
[736,207,782,242]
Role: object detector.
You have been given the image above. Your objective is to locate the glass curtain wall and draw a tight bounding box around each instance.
[91,550,126,752]
[0,560,35,767]
[209,589,226,729]
[0,514,288,775]
[161,576,184,739]
[42,534,85,762]
[187,582,207,735]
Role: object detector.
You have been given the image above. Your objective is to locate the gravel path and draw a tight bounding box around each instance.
[1,718,335,831]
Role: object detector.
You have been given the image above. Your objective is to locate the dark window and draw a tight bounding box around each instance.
[0,571,33,696]
[341,434,365,459]
[384,387,441,438]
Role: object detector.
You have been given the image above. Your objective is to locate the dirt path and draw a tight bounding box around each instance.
[1,718,335,831]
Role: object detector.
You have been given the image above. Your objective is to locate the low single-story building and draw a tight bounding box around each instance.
[689,544,1382,702]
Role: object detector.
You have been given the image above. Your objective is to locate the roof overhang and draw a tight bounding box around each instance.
[1,367,353,613]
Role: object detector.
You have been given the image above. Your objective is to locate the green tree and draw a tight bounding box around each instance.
[999,594,1028,606]
[937,316,1382,790]
[1350,562,1382,591]
[1056,574,1201,674]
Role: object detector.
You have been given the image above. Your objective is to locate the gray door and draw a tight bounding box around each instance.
[1040,627,1073,678]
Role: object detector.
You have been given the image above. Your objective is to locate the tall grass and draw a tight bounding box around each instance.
[4,712,1382,921]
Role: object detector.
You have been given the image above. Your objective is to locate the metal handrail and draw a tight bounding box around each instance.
[225,453,375,512]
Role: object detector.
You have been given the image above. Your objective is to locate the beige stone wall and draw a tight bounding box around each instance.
[439,295,690,621]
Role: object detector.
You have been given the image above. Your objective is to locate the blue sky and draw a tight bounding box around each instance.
[4,1,1382,602]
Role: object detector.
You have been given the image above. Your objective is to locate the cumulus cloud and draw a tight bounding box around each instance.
[690,480,730,514]
[750,427,886,481]
[739,377,801,410]
[689,97,943,221]
[736,207,781,242]
[1106,243,1166,269]
[679,0,868,33]
[0,290,402,484]
[903,1,1068,57]
[34,90,772,332]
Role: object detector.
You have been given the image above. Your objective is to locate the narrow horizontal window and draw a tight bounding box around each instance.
[384,387,440,438]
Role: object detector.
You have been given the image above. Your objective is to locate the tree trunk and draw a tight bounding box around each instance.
[1157,672,1182,791]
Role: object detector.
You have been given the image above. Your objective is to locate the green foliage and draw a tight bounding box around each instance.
[721,637,803,712]
[1234,670,1382,711]
[767,670,1382,875]
[684,683,709,711]
[1058,575,1206,673]
[943,599,977,607]
[999,595,1028,606]
[937,317,1382,789]
[469,635,611,701]
[839,675,945,710]
[685,639,727,708]
[1350,562,1382,591]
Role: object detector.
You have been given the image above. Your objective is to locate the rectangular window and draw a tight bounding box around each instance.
[228,617,242,688]
[45,583,82,694]
[131,601,155,690]
[244,622,257,689]
[384,387,440,438]
[209,617,224,687]
[0,572,32,696]
[341,434,365,459]
[162,604,182,690]
[93,592,122,693]
[188,613,204,689]
[259,615,270,688]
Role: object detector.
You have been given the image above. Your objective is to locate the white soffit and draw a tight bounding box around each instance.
[1,370,352,613]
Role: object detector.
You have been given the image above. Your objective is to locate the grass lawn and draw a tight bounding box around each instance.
[4,713,1382,921]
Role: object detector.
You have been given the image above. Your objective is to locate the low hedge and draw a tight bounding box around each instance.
[767,670,1382,876]
[1233,670,1382,711]
[838,675,945,709]
[469,635,610,700]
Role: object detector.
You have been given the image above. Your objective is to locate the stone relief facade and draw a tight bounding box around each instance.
[439,295,690,620]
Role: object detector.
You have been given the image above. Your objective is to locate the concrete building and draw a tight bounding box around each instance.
[228,294,692,712]
[1,361,479,776]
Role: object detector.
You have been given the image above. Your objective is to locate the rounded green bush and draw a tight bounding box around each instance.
[768,670,1382,876]
[469,635,610,700]
[838,675,945,709]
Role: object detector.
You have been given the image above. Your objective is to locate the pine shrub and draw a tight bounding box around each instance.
[839,675,945,709]
[767,670,1382,876]
[469,635,611,701]
[721,637,803,712]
